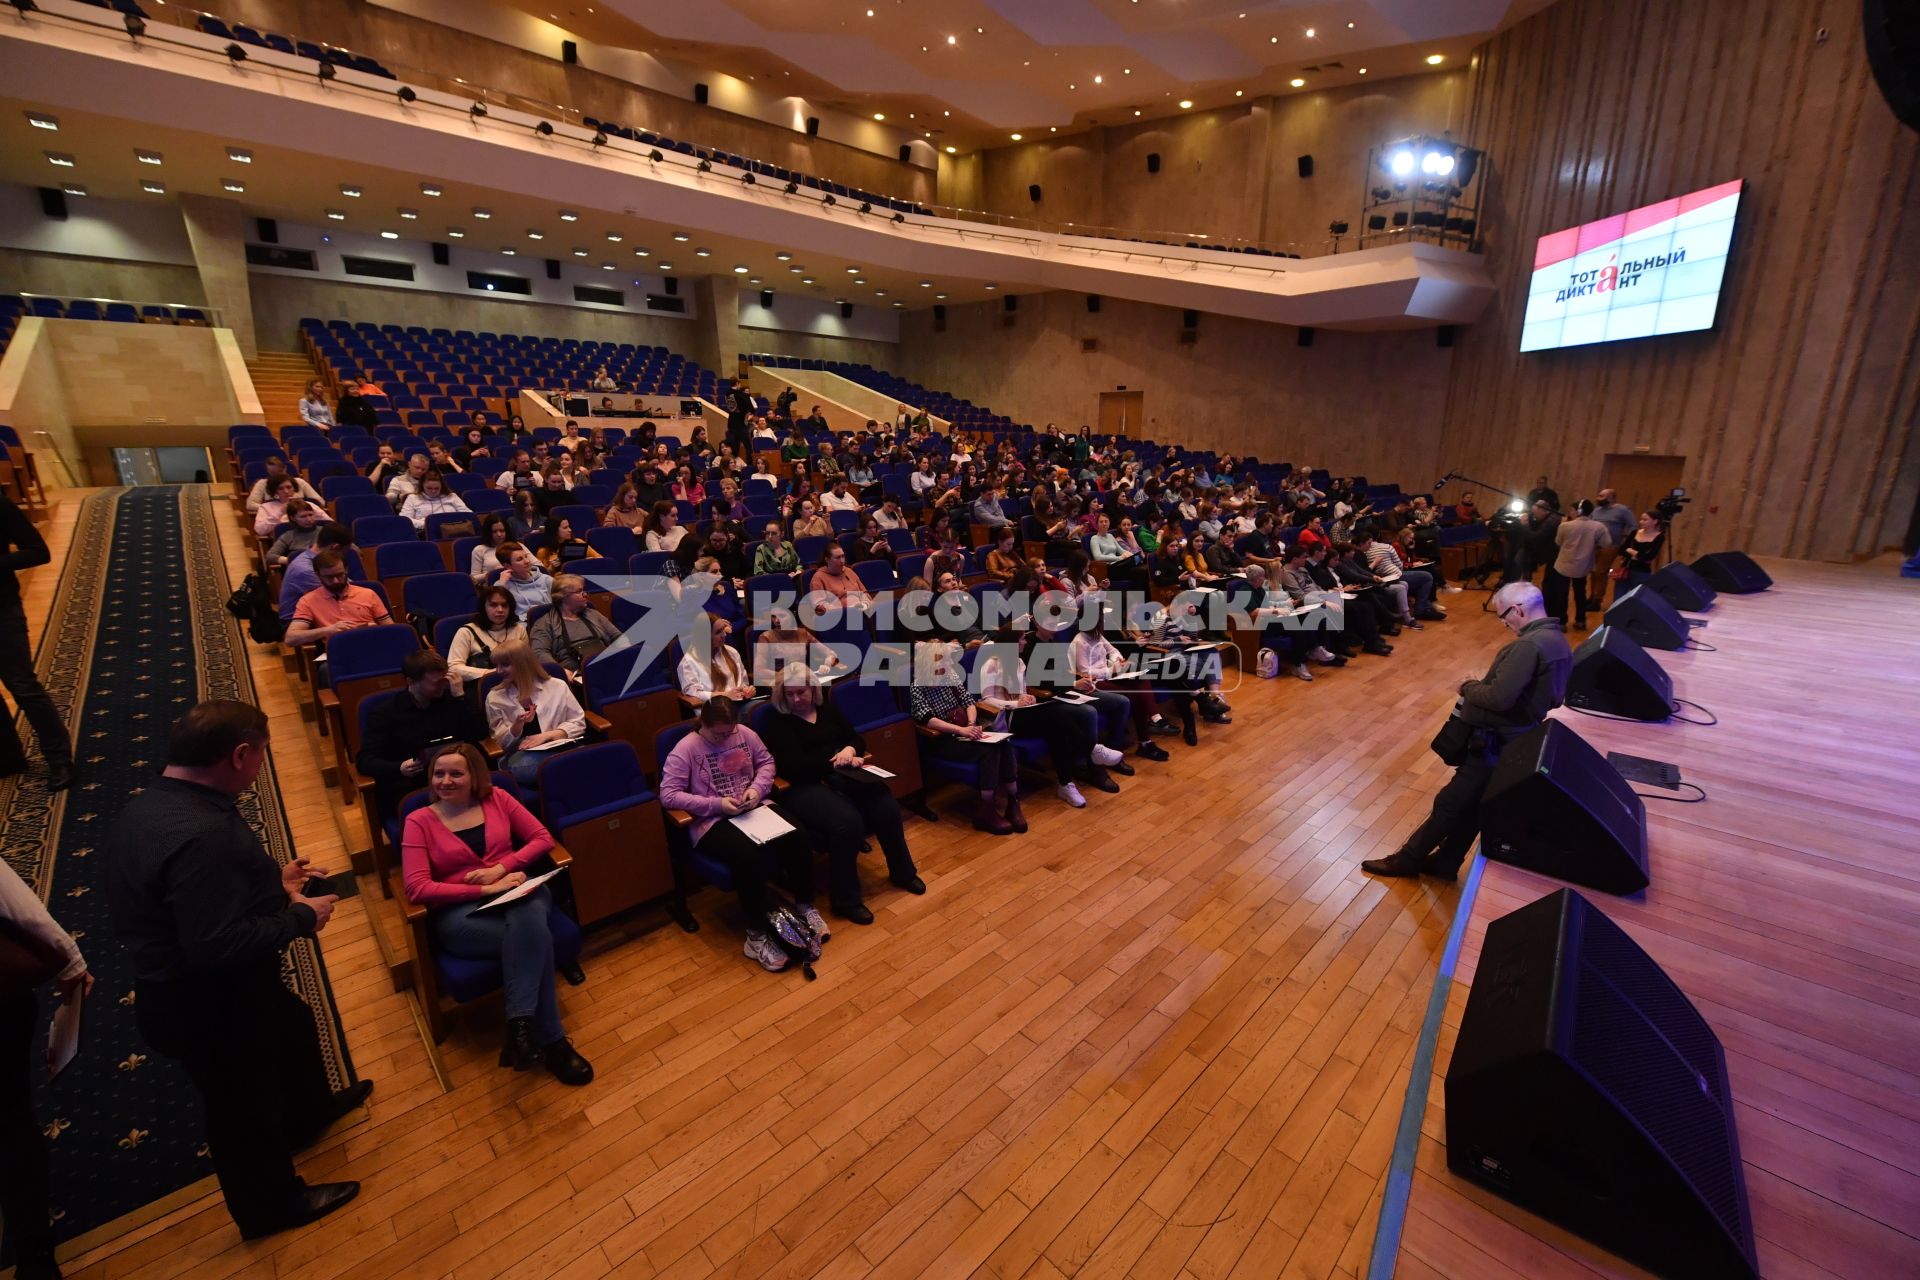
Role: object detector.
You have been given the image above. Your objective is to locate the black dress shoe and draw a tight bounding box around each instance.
[1364,643,1394,657]
[321,1079,373,1125]
[1148,715,1177,737]
[500,1016,540,1071]
[541,1038,594,1086]
[1181,721,1199,747]
[560,962,587,986]
[1360,852,1426,878]
[47,763,75,793]
[834,901,876,925]
[1106,757,1135,777]
[238,1180,361,1240]
[1081,767,1120,793]
[1136,740,1170,762]
[890,873,927,895]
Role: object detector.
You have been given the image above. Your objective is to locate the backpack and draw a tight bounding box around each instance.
[1256,648,1280,679]
[225,573,285,644]
[764,903,822,980]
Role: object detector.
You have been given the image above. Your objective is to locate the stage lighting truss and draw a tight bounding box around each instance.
[1358,134,1485,253]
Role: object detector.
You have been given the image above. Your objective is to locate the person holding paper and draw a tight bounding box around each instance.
[1,860,88,1280]
[484,642,586,789]
[660,699,825,973]
[761,669,925,927]
[977,642,1117,810]
[400,743,592,1086]
[909,639,1023,835]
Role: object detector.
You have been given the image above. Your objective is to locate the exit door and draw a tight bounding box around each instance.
[1599,454,1686,520]
[1098,391,1143,437]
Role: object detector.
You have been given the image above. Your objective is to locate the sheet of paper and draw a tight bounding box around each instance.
[861,764,897,779]
[1103,669,1147,681]
[976,731,1011,743]
[731,805,797,844]
[47,987,83,1082]
[1053,691,1094,704]
[517,736,575,752]
[474,865,567,911]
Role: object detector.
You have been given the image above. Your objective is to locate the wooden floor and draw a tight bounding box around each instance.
[1399,558,1920,1280]
[23,487,1915,1280]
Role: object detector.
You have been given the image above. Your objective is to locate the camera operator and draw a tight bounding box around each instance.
[1361,581,1571,881]
[1509,499,1561,584]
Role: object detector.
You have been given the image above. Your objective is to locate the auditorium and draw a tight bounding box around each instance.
[1,0,1917,1276]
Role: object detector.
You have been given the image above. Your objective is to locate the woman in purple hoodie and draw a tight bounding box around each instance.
[660,698,823,971]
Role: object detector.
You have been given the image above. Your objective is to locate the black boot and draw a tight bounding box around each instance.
[500,1016,540,1071]
[540,1037,595,1086]
[1136,739,1170,762]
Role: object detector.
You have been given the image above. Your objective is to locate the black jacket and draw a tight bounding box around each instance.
[1457,618,1573,735]
[355,691,490,820]
[0,494,49,606]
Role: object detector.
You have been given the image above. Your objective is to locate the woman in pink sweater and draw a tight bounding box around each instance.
[400,743,592,1085]
[659,699,823,972]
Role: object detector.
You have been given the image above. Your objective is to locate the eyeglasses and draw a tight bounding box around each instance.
[1498,605,1523,621]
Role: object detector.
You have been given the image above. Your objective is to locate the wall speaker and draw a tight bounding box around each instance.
[1297,154,1313,178]
[1565,626,1673,722]
[663,275,679,296]
[899,144,912,163]
[1004,295,1018,313]
[1690,552,1772,594]
[693,82,709,105]
[561,39,577,65]
[1479,720,1649,894]
[805,116,820,137]
[38,187,67,221]
[1437,325,1456,348]
[1447,888,1756,1278]
[760,288,773,308]
[840,301,852,319]
[431,242,450,266]
[1648,562,1716,611]
[1605,585,1688,651]
[255,217,279,244]
[932,303,946,331]
[545,258,561,280]
[1181,309,1198,330]
[1297,327,1315,347]
[1086,294,1101,314]
[1028,183,1043,203]
[1146,152,1161,174]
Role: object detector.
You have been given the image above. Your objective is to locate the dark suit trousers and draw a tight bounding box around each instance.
[0,992,55,1269]
[1393,738,1502,878]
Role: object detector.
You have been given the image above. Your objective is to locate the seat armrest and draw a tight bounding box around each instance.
[666,807,696,828]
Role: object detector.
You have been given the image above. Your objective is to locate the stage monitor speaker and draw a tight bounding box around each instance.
[562,39,578,65]
[805,116,820,137]
[1479,720,1649,894]
[1565,626,1672,722]
[1447,887,1757,1280]
[431,242,450,266]
[1690,552,1771,594]
[1028,183,1043,203]
[1086,294,1100,313]
[759,289,773,308]
[1605,584,1688,651]
[38,187,67,221]
[255,217,279,244]
[693,82,709,105]
[1648,562,1716,611]
[1146,152,1161,174]
[1296,154,1313,178]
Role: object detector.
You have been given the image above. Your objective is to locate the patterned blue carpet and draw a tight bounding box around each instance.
[0,486,354,1253]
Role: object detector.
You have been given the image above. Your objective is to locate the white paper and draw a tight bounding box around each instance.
[976,731,1011,743]
[47,987,83,1082]
[860,764,897,779]
[474,865,567,911]
[1053,691,1094,705]
[1103,669,1147,681]
[730,805,797,844]
[517,736,575,752]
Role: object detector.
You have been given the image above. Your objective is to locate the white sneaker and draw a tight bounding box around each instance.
[1090,743,1124,767]
[801,904,831,942]
[1444,585,1463,593]
[1056,782,1087,808]
[1309,646,1336,663]
[1292,664,1315,681]
[744,931,788,972]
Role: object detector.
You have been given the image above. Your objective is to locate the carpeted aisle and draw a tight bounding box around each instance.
[0,485,356,1254]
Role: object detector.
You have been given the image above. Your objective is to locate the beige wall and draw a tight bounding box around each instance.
[1435,0,1920,561]
[0,249,205,310]
[895,293,1452,488]
[206,0,933,205]
[0,321,79,488]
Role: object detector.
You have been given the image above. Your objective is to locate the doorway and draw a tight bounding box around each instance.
[114,447,212,486]
[1599,453,1686,519]
[1098,390,1143,437]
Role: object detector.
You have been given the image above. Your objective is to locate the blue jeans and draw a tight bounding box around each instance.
[502,748,546,790]
[429,886,563,1044]
[1082,688,1134,747]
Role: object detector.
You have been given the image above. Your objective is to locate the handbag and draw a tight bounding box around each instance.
[0,918,67,1001]
[1609,562,1629,581]
[1430,715,1474,766]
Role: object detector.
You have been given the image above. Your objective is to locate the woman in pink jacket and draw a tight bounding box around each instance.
[400,743,592,1085]
[659,698,822,972]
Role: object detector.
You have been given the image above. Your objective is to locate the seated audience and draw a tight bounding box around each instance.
[253,475,305,538]
[355,652,490,824]
[603,484,647,530]
[470,515,513,584]
[399,471,471,532]
[265,499,322,568]
[484,642,585,788]
[285,551,393,679]
[529,575,620,675]
[278,523,357,621]
[643,502,687,554]
[678,612,755,705]
[384,453,431,510]
[809,545,873,612]
[984,526,1022,583]
[753,522,800,577]
[978,642,1116,809]
[245,456,322,512]
[493,542,554,618]
[909,639,1022,834]
[297,379,335,432]
[448,585,529,688]
[535,515,590,571]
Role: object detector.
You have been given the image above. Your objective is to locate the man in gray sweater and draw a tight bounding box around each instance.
[1546,499,1611,629]
[1362,581,1572,880]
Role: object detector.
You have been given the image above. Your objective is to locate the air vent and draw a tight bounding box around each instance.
[1081,338,1100,353]
[246,243,317,271]
[343,256,415,282]
[645,293,686,313]
[573,285,624,306]
[467,270,530,295]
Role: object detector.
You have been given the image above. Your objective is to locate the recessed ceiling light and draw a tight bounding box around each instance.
[1010,132,1022,141]
[420,183,442,196]
[141,181,165,194]
[473,207,492,218]
[801,277,814,284]
[573,248,589,257]
[1093,75,1102,84]
[984,283,997,290]
[1234,90,1244,97]
[380,230,399,239]
[1358,67,1368,75]
[892,301,904,308]
[1124,68,1131,75]
[865,7,872,14]
[501,247,516,255]
[934,292,946,299]
[527,230,544,240]
[1179,100,1194,109]
[228,148,253,163]
[27,113,58,131]
[325,209,346,220]
[606,233,622,242]
[633,247,650,257]
[732,264,749,273]
[854,277,866,284]
[749,276,762,284]
[846,266,859,274]
[919,280,932,287]
[136,149,163,165]
[873,113,885,121]
[559,210,578,221]
[1270,36,1278,44]
[398,207,418,219]
[946,34,956,45]
[1427,53,1445,64]
[222,179,246,192]
[1290,78,1305,88]
[695,247,711,257]
[1305,27,1316,38]
[659,262,673,270]
[447,228,465,237]
[775,251,793,261]
[1051,126,1058,133]
[1348,21,1356,28]
[945,145,957,154]
[789,265,803,273]
[875,289,886,296]
[602,263,616,271]
[61,184,86,197]
[1133,110,1141,116]
[672,232,689,241]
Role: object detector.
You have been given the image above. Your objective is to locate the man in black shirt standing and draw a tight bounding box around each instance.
[0,493,73,791]
[354,652,490,825]
[110,701,366,1239]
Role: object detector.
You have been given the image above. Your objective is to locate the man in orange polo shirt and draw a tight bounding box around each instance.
[284,550,392,685]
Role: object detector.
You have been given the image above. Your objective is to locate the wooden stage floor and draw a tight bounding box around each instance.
[24,489,1916,1280]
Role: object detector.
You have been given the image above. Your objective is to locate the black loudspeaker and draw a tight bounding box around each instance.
[1297,327,1314,347]
[431,242,450,266]
[840,301,852,319]
[894,144,908,163]
[1446,888,1756,1279]
[1437,325,1456,348]
[1565,626,1673,722]
[1028,183,1042,203]
[805,116,820,137]
[932,303,946,330]
[1648,562,1716,611]
[1479,720,1650,894]
[255,217,279,244]
[1181,309,1198,330]
[663,275,679,295]
[1086,294,1101,313]
[1865,0,1920,132]
[1146,152,1161,174]
[759,289,773,308]
[1004,295,1018,313]
[1605,585,1688,651]
[1690,552,1772,594]
[38,187,67,221]
[562,39,577,65]
[545,258,561,280]
[1296,154,1313,178]
[694,82,709,105]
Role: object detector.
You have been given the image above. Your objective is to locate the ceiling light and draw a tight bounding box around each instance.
[399,207,418,219]
[1133,110,1141,116]
[136,150,163,165]
[873,113,885,121]
[1179,100,1193,109]
[1010,133,1022,141]
[853,277,866,284]
[447,228,465,237]
[379,230,399,239]
[983,283,997,290]
[61,184,85,197]
[946,35,956,45]
[934,292,946,299]
[945,145,956,154]
[672,232,689,241]
[875,290,886,296]
[420,183,441,196]
[1359,68,1369,75]
[846,266,859,274]
[633,248,650,257]
[1234,90,1244,97]
[865,7,872,14]
[659,262,673,270]
[141,181,165,194]
[732,264,749,273]
[1270,36,1278,43]
[892,301,903,308]
[802,276,815,284]
[1093,75,1102,84]
[748,276,761,284]
[695,247,711,257]
[473,207,492,218]
[222,179,246,193]
[526,230,544,240]
[1290,78,1305,88]
[606,233,622,242]
[45,152,74,167]
[228,148,252,163]
[1348,21,1356,28]
[602,263,615,270]
[919,280,932,287]
[325,209,346,220]
[1305,27,1316,37]
[573,248,589,257]
[559,210,578,221]
[1427,53,1445,64]
[789,265,803,273]
[501,247,515,255]
[27,113,58,131]
[340,184,361,197]
[775,251,793,261]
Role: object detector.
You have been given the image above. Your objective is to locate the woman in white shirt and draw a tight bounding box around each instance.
[399,471,472,531]
[447,585,529,687]
[297,379,335,432]
[677,611,754,705]
[1068,629,1173,760]
[484,641,585,789]
[977,646,1113,809]
[643,501,688,554]
[470,515,513,584]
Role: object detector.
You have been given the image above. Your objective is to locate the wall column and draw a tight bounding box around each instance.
[691,274,740,381]
[177,194,258,359]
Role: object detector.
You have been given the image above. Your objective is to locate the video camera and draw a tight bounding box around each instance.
[1653,487,1690,523]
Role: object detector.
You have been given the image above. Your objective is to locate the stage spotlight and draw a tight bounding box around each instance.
[124,12,145,35]
[1368,214,1387,230]
[1388,149,1414,177]
[535,120,553,136]
[696,159,712,173]
[891,212,905,224]
[783,179,800,194]
[1371,186,1393,202]
[740,171,755,186]
[317,60,336,81]
[822,194,836,207]
[226,42,247,62]
[647,148,663,162]
[858,201,872,214]
[1455,150,1481,186]
[1508,499,1527,514]
[1422,148,1456,176]
[396,86,417,103]
[470,102,487,118]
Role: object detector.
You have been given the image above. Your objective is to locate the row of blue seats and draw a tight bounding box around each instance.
[195,14,395,77]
